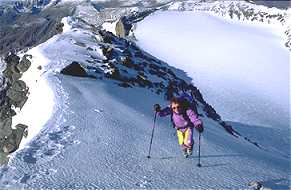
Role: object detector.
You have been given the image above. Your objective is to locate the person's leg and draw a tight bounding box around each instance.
[177,130,187,156]
[177,129,183,146]
[184,127,194,155]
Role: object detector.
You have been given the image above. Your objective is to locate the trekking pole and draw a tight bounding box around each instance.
[197,132,202,167]
[147,111,158,159]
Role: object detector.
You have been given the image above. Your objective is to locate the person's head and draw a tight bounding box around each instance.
[170,97,183,114]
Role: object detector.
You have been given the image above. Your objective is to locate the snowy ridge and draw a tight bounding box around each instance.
[3,6,267,155]
[0,18,289,185]
[0,1,289,189]
[22,8,280,154]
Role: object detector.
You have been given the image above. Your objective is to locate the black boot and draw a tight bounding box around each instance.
[182,149,188,158]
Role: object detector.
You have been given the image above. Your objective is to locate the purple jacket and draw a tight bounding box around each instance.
[158,106,202,129]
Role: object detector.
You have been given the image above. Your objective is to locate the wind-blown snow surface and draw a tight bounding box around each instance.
[134,11,289,129]
[0,7,289,190]
[0,75,289,189]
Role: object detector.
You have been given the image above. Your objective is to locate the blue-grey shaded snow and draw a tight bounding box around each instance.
[0,75,289,189]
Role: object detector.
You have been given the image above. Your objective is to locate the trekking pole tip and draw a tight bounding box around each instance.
[147,155,151,159]
[197,163,202,167]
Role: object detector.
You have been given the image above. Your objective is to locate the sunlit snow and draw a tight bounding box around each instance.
[135,11,289,128]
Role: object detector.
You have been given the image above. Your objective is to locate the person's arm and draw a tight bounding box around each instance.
[187,109,204,133]
[186,109,202,126]
[158,106,172,117]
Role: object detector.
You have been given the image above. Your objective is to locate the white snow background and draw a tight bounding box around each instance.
[0,1,289,189]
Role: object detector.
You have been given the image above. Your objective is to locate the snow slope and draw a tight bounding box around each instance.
[134,10,289,130]
[0,75,289,189]
[0,1,289,190]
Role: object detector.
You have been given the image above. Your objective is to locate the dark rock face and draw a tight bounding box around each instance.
[0,53,30,164]
[0,3,75,55]
[0,75,7,106]
[60,61,88,77]
[203,104,221,121]
[55,22,65,34]
[6,80,29,109]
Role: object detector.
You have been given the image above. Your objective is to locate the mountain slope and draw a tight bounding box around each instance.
[0,1,289,189]
[1,75,288,189]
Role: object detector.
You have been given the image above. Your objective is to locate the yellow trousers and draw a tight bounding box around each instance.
[177,127,193,149]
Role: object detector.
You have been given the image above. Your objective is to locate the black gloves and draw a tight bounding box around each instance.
[154,104,161,112]
[195,124,204,133]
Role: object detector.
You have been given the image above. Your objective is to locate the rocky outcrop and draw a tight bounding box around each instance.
[115,17,126,38]
[114,10,155,38]
[60,61,88,77]
[0,53,30,164]
[56,22,65,34]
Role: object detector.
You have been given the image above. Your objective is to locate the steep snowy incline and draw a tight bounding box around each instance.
[0,75,288,189]
[0,2,289,189]
[134,11,289,129]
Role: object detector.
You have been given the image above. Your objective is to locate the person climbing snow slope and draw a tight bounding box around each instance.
[154,96,204,158]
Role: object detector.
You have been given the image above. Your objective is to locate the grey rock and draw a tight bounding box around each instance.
[56,22,65,34]
[13,124,28,151]
[6,80,29,109]
[4,53,20,66]
[10,71,23,83]
[0,151,9,165]
[0,117,12,138]
[3,68,22,84]
[60,61,88,77]
[0,75,7,105]
[115,17,126,38]
[17,55,32,73]
[1,124,27,154]
[2,53,26,84]
[0,101,17,119]
[0,53,31,164]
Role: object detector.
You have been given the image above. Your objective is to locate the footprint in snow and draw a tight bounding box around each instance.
[94,109,104,113]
